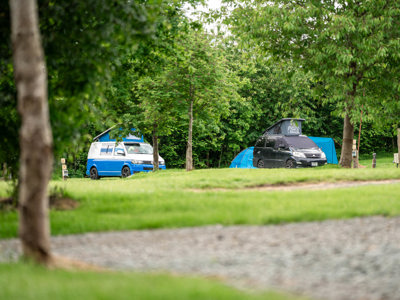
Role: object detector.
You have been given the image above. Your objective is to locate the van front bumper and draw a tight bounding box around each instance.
[294,158,327,167]
[130,163,166,173]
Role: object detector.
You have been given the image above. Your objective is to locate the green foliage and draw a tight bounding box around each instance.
[211,43,344,166]
[0,263,297,300]
[226,0,400,126]
[0,0,162,177]
[106,3,186,140]
[1,0,399,175]
[0,9,18,177]
[106,15,241,168]
[0,70,18,178]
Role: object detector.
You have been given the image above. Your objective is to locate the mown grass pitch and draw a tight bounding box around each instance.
[0,157,398,300]
[1,160,400,238]
[0,263,301,300]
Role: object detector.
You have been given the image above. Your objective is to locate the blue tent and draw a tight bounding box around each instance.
[308,136,338,164]
[229,147,257,169]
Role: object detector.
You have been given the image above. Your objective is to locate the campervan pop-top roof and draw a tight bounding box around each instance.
[93,126,143,143]
[263,118,305,136]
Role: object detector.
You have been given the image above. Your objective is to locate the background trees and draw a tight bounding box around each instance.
[225,0,400,167]
[3,0,161,265]
[168,28,238,171]
[107,14,241,171]
[1,0,399,200]
[1,0,161,179]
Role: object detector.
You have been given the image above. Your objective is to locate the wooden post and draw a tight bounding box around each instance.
[372,153,376,168]
[394,153,399,168]
[61,158,68,180]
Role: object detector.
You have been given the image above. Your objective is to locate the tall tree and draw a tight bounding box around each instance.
[108,22,239,171]
[170,27,236,171]
[106,4,185,171]
[10,0,53,264]
[226,0,400,167]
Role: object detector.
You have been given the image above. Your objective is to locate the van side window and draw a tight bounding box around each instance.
[265,138,275,148]
[255,137,265,147]
[100,144,114,156]
[274,138,287,149]
[114,147,125,156]
[273,124,281,134]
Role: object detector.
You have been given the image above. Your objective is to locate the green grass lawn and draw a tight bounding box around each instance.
[1,160,400,238]
[1,159,399,300]
[0,263,301,300]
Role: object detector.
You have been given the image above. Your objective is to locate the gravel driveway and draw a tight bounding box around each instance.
[1,216,400,300]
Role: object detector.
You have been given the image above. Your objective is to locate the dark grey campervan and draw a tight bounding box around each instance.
[253,118,327,168]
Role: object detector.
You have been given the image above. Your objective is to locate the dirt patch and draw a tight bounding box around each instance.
[49,197,79,210]
[50,255,105,271]
[0,197,79,211]
[191,179,400,192]
[0,197,16,210]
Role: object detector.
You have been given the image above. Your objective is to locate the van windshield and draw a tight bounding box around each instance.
[125,143,153,154]
[283,136,318,150]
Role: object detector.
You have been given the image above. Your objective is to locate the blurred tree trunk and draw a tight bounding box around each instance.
[10,0,53,265]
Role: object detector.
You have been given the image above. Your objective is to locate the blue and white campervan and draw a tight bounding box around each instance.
[86,128,166,179]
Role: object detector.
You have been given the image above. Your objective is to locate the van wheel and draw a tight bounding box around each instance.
[121,166,131,178]
[257,160,264,168]
[90,167,99,180]
[285,159,296,169]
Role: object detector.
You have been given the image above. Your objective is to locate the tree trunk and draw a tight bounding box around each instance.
[2,163,6,179]
[397,128,400,155]
[339,113,354,168]
[218,145,223,168]
[10,0,53,265]
[186,99,194,171]
[152,123,159,171]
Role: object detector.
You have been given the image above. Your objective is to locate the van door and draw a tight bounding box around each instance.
[273,137,289,167]
[253,137,266,167]
[109,143,126,175]
[97,143,116,176]
[263,137,276,167]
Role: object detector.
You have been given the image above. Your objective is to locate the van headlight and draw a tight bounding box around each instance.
[159,161,165,165]
[292,151,306,158]
[320,151,326,159]
[131,160,144,164]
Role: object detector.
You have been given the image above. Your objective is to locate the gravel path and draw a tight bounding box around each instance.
[1,216,400,300]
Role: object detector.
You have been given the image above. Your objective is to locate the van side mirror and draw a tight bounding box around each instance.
[116,150,125,156]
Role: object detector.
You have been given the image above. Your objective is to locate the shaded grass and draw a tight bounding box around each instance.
[0,263,300,300]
